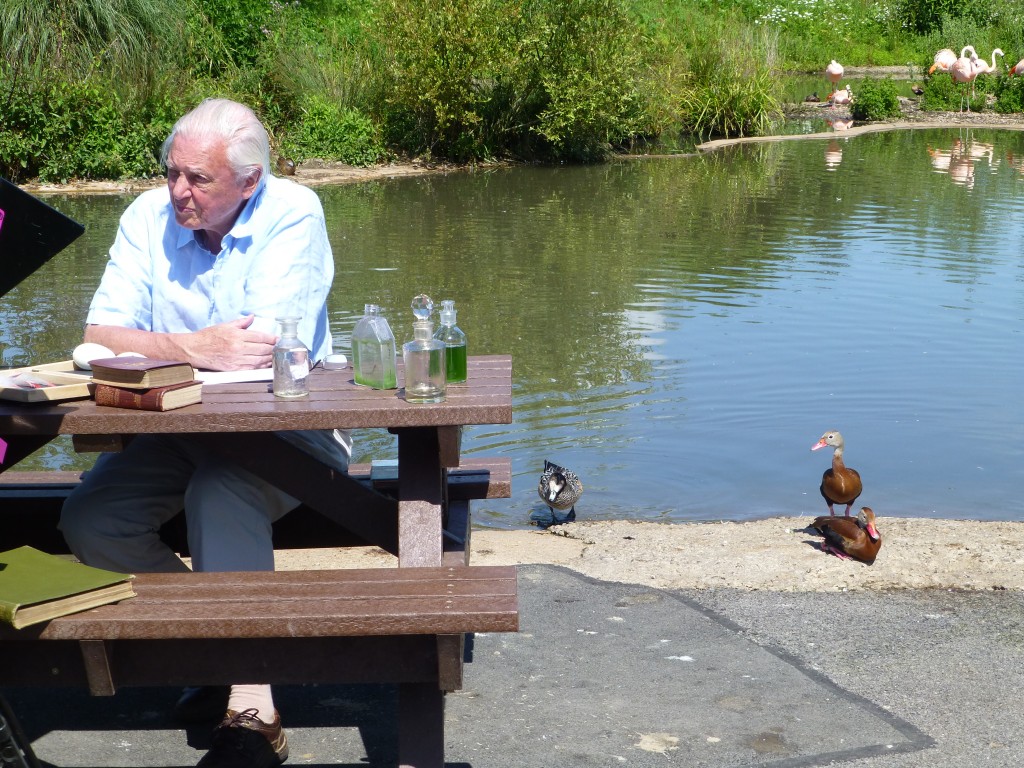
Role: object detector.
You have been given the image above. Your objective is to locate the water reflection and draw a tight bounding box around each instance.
[927,131,999,188]
[13,128,1024,526]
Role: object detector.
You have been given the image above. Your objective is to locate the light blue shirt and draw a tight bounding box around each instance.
[88,175,333,361]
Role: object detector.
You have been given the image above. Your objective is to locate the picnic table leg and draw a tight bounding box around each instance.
[398,682,445,768]
[395,427,446,567]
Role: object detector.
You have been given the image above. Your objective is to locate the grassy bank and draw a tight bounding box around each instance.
[3,0,1024,183]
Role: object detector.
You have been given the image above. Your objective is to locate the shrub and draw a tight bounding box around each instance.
[0,74,183,183]
[279,94,385,166]
[851,77,901,121]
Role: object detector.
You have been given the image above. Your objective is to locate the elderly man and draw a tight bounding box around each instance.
[60,98,348,768]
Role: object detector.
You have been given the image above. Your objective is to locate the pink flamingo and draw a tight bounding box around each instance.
[972,48,1004,75]
[929,48,957,74]
[951,49,980,112]
[930,45,975,74]
[1008,58,1024,77]
[825,60,844,95]
[829,85,852,106]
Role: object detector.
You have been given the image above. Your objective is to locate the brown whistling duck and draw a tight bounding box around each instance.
[811,507,881,564]
[811,429,862,516]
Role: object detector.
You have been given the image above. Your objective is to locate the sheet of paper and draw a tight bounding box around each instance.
[195,369,274,385]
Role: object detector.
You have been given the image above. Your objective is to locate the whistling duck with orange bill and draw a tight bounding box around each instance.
[811,429,862,516]
[811,507,881,564]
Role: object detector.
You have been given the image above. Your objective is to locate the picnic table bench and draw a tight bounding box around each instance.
[0,355,518,767]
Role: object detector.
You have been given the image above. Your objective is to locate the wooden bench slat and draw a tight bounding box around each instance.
[11,566,519,642]
[40,596,518,640]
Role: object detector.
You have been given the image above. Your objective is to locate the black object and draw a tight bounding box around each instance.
[0,178,85,299]
[0,695,40,768]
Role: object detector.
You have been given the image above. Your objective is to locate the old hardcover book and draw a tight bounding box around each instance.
[89,357,195,389]
[0,546,136,629]
[93,380,202,411]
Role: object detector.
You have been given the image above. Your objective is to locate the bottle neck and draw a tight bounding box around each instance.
[413,319,433,341]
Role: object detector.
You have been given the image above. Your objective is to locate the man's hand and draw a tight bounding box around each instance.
[177,315,277,371]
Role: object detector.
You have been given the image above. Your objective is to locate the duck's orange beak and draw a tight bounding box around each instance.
[811,439,827,451]
[867,523,880,541]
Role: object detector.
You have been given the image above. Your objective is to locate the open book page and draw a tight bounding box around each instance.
[195,369,274,385]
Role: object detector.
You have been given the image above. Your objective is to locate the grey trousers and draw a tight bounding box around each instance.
[59,430,350,574]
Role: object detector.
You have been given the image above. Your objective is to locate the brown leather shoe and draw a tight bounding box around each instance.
[196,708,289,767]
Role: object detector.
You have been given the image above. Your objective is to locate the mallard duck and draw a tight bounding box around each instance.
[811,507,881,564]
[811,430,862,516]
[537,460,583,520]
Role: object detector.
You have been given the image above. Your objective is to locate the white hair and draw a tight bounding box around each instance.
[161,98,270,183]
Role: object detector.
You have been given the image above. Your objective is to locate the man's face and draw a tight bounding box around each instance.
[165,134,259,247]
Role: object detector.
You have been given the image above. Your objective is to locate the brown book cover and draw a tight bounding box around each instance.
[93,380,202,411]
[89,357,195,389]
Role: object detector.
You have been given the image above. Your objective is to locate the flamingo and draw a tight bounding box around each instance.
[1008,58,1024,77]
[929,48,957,74]
[829,85,852,106]
[825,60,844,95]
[972,48,1004,75]
[951,49,980,112]
[929,45,975,75]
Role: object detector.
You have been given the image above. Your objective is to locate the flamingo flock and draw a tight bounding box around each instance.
[929,44,1015,112]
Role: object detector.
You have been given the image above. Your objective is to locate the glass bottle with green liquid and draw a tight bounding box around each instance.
[433,299,467,383]
[351,303,398,389]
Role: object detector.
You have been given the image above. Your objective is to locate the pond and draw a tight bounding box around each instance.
[6,126,1024,529]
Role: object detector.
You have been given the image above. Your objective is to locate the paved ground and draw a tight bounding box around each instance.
[3,564,1022,767]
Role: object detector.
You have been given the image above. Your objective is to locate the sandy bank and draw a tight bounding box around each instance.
[274,517,1024,592]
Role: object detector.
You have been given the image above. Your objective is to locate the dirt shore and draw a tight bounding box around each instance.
[271,516,1024,593]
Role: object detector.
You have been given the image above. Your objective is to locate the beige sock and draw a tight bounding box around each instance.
[227,684,276,724]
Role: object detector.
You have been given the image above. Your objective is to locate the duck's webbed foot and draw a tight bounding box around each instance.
[823,543,851,560]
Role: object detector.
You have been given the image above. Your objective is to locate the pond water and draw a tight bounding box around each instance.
[6,126,1024,529]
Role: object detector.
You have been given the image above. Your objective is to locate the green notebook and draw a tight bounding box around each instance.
[0,546,136,629]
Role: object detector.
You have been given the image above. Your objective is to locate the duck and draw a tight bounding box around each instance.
[810,430,862,516]
[275,156,296,176]
[811,507,881,564]
[537,460,583,520]
[804,92,821,103]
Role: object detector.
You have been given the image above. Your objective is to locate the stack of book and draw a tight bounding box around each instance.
[89,357,202,411]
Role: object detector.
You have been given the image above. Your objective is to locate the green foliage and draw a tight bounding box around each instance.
[0,73,183,183]
[893,0,994,35]
[921,71,986,113]
[851,77,902,121]
[279,94,385,166]
[673,18,782,139]
[369,0,655,162]
[0,0,175,82]
[994,74,1024,113]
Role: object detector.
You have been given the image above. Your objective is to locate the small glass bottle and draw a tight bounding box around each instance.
[273,316,309,398]
[351,304,398,389]
[402,294,446,403]
[433,299,467,383]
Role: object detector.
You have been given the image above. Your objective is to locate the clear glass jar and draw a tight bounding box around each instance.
[402,295,446,403]
[272,316,309,398]
[351,304,398,389]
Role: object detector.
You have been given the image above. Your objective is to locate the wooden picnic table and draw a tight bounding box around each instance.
[0,354,513,567]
